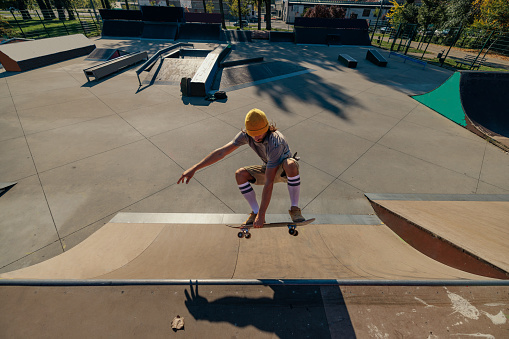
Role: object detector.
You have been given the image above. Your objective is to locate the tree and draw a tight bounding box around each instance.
[100,0,111,9]
[445,0,477,28]
[10,0,32,20]
[473,0,509,31]
[329,5,346,19]
[218,0,226,29]
[257,0,261,29]
[418,0,447,29]
[36,0,57,20]
[387,0,418,26]
[206,0,214,13]
[226,0,250,25]
[0,13,15,36]
[264,0,270,30]
[303,5,346,19]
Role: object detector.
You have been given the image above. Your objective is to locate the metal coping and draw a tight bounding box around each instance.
[365,193,509,202]
[109,213,381,225]
[0,279,507,287]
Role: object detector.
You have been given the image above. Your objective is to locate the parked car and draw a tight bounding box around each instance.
[380,27,392,34]
[233,20,249,27]
[435,29,450,36]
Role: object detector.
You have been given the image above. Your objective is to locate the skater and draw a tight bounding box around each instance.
[178,108,305,228]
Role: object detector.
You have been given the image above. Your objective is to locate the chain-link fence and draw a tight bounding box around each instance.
[1,8,101,40]
[369,20,509,71]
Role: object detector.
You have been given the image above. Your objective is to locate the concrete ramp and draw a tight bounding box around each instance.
[142,22,178,40]
[144,58,203,85]
[177,23,221,41]
[366,194,509,280]
[413,71,509,151]
[0,213,490,280]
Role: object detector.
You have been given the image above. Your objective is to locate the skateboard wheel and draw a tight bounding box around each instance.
[289,229,295,235]
[238,232,244,238]
[245,233,251,239]
[293,230,299,236]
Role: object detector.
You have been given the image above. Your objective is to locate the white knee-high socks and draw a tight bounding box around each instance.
[287,175,300,207]
[239,175,301,212]
[238,182,259,213]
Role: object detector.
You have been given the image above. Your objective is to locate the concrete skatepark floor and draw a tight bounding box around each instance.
[0,37,508,338]
[1,37,508,273]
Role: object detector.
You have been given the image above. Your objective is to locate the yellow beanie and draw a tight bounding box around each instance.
[245,108,269,137]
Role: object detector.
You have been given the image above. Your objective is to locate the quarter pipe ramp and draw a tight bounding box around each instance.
[412,71,509,151]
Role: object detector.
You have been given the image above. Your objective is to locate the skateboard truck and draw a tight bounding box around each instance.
[229,218,315,240]
[238,227,252,239]
[237,224,299,239]
[288,224,298,236]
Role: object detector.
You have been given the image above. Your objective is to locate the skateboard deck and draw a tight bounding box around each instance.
[226,218,315,239]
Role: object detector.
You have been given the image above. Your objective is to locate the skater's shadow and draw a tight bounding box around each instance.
[184,281,356,338]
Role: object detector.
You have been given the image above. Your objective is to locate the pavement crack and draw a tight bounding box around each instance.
[7,82,64,252]
[475,141,489,194]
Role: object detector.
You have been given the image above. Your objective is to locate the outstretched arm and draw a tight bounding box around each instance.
[178,142,238,184]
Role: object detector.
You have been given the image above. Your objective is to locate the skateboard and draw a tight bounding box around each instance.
[226,218,316,239]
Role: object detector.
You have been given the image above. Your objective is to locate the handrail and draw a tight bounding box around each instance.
[136,42,193,86]
[1,279,507,287]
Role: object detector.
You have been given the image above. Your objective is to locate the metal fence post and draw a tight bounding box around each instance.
[473,30,494,69]
[370,2,383,42]
[73,7,87,35]
[10,9,26,38]
[35,10,51,38]
[390,24,401,51]
[420,32,434,60]
[403,25,417,55]
[441,26,463,66]
[60,16,70,35]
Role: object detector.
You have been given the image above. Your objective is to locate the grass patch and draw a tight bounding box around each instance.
[373,38,432,55]
[6,18,100,38]
[427,57,507,72]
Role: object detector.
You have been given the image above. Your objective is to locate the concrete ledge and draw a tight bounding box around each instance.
[337,53,357,68]
[189,44,231,96]
[366,49,387,67]
[84,51,148,81]
[0,34,95,72]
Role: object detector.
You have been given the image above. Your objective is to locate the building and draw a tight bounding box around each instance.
[282,0,400,24]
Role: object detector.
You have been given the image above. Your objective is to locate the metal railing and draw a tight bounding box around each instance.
[2,8,102,40]
[370,22,509,70]
[1,279,508,286]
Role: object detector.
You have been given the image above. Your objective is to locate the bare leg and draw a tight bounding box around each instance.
[235,168,255,185]
[282,158,299,178]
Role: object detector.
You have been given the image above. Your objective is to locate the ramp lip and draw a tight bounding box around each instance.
[109,212,381,225]
[365,193,509,202]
